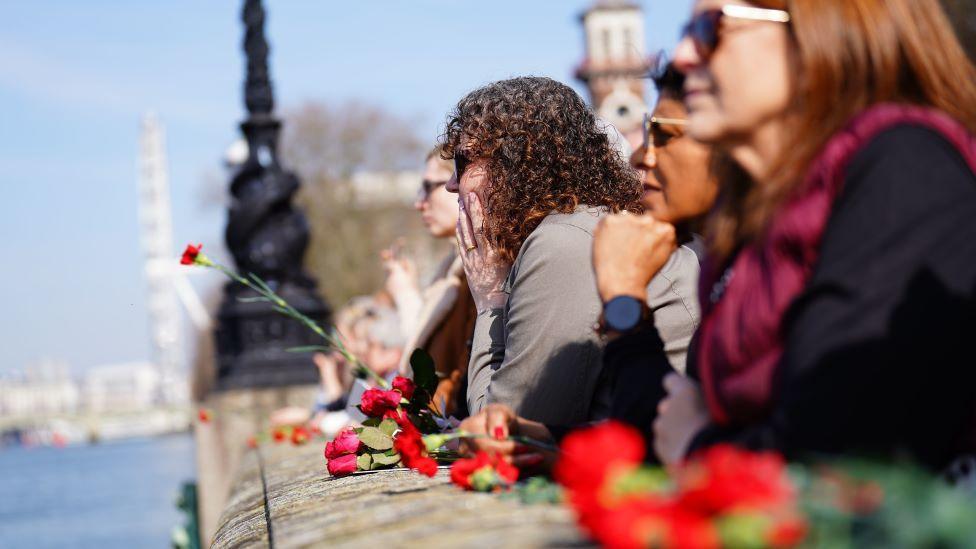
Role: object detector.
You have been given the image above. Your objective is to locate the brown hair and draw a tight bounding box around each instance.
[441,77,642,263]
[708,0,976,260]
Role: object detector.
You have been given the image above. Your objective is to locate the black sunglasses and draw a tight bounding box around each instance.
[682,5,790,59]
[420,178,448,197]
[453,150,471,181]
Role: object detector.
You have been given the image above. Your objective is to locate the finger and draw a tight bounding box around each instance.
[466,193,486,239]
[457,196,477,250]
[486,410,510,440]
[663,373,683,394]
[658,399,670,415]
[456,215,470,253]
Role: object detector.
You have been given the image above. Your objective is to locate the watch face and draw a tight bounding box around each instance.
[605,296,643,333]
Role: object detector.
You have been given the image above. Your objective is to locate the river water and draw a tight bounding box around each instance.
[0,433,196,549]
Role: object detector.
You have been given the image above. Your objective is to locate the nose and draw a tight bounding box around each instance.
[414,195,425,211]
[673,35,701,74]
[445,172,459,193]
[630,143,657,172]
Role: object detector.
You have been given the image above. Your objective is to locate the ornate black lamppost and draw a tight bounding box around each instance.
[214,0,331,390]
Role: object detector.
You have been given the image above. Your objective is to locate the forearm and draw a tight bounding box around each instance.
[466,308,506,414]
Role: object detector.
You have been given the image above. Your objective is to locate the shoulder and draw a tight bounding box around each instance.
[845,124,976,205]
[518,207,606,259]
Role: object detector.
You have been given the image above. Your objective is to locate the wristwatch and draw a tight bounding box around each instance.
[597,295,652,335]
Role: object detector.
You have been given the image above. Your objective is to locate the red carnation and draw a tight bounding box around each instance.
[450,451,519,492]
[272,428,286,443]
[392,376,416,400]
[359,388,403,417]
[590,498,719,549]
[324,427,362,459]
[181,243,203,265]
[197,408,211,423]
[291,427,310,445]
[677,445,795,515]
[555,421,645,497]
[394,421,438,477]
[326,453,358,476]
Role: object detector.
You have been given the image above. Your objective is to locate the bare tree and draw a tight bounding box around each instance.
[280,101,445,307]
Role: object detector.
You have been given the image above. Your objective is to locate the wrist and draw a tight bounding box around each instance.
[599,285,647,304]
[476,291,508,313]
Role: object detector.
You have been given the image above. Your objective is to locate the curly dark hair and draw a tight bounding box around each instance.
[441,76,642,263]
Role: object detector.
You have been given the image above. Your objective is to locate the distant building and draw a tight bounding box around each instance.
[576,0,654,134]
[82,362,160,414]
[0,360,80,418]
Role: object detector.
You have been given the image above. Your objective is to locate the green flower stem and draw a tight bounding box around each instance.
[194,254,390,389]
[426,431,560,454]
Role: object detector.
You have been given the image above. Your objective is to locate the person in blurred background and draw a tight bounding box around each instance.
[443,76,648,426]
[651,0,976,473]
[459,64,719,463]
[381,147,478,418]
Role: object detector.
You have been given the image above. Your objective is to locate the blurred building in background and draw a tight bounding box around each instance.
[576,0,653,134]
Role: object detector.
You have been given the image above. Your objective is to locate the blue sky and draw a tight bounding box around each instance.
[0,0,694,375]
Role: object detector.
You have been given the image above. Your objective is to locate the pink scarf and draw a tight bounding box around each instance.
[696,104,976,425]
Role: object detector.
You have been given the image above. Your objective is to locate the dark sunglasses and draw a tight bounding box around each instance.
[453,150,471,181]
[642,113,688,150]
[419,178,448,197]
[682,4,790,59]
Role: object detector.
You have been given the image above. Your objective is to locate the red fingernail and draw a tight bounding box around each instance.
[493,426,505,440]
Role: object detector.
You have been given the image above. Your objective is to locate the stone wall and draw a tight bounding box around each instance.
[212,442,589,548]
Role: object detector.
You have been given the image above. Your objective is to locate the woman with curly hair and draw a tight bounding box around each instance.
[442,76,700,425]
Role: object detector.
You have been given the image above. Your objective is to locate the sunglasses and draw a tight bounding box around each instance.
[642,114,689,150]
[453,150,471,182]
[682,4,790,60]
[419,178,448,198]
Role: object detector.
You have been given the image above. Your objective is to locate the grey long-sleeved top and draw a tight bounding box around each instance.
[466,206,700,425]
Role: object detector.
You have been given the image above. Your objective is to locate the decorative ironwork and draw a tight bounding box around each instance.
[214,0,331,390]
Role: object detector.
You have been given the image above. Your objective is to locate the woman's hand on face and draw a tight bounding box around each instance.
[653,373,711,468]
[457,192,512,312]
[593,212,677,302]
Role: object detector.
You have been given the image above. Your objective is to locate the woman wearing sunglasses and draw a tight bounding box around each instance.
[654,0,976,473]
[457,66,719,465]
[442,76,700,427]
[383,147,478,417]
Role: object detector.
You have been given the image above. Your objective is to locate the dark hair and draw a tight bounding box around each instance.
[441,76,642,263]
[652,62,686,99]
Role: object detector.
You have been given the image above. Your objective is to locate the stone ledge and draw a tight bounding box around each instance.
[212,442,590,548]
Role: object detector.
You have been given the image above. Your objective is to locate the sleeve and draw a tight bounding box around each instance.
[605,324,674,463]
[467,223,604,424]
[688,126,976,469]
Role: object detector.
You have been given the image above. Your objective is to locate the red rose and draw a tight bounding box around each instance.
[326,453,358,477]
[392,376,416,400]
[181,243,203,265]
[324,427,362,459]
[677,445,794,515]
[383,408,409,425]
[197,408,211,423]
[394,421,438,477]
[450,451,519,492]
[359,388,403,417]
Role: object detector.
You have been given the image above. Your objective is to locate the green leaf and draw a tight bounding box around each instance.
[372,452,401,466]
[361,417,382,428]
[356,453,372,471]
[409,348,438,394]
[379,419,398,437]
[358,426,394,451]
[286,345,332,353]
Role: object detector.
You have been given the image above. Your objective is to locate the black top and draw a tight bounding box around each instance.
[607,125,976,470]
